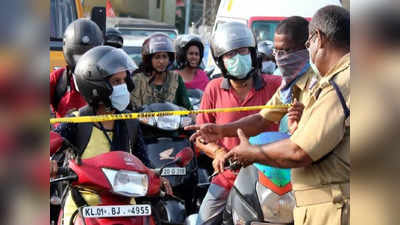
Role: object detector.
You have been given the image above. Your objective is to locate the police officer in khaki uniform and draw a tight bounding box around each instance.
[187,5,350,225]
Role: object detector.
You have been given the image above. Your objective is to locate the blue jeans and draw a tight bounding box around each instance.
[196,183,230,225]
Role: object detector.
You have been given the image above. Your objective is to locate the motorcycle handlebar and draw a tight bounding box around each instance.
[208,160,242,180]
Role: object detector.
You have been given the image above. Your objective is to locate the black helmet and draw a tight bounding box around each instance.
[63,19,104,69]
[105,27,123,48]
[74,46,137,107]
[175,34,204,69]
[210,22,257,79]
[141,32,175,73]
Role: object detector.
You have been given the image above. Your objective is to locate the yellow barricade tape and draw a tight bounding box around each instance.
[50,104,292,124]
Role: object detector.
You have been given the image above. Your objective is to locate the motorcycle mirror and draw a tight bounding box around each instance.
[175,147,194,167]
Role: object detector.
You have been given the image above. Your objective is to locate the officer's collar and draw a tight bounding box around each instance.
[221,72,265,91]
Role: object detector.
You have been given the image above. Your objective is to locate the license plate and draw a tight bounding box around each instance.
[161,167,186,176]
[82,205,151,218]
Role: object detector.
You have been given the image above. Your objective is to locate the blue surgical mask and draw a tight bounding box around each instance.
[109,83,130,111]
[224,53,252,79]
[261,61,276,74]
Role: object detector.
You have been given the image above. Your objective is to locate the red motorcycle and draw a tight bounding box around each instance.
[50,133,194,225]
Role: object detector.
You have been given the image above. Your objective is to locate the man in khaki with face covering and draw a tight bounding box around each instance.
[187,5,350,225]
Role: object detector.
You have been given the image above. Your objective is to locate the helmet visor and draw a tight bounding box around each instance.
[148,35,174,54]
[96,48,138,77]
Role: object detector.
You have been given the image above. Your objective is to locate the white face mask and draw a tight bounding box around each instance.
[308,53,320,77]
[109,83,130,111]
[261,61,276,74]
[307,36,321,77]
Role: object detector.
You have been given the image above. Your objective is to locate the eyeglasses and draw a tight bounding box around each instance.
[305,31,318,49]
[224,47,250,59]
[271,48,299,57]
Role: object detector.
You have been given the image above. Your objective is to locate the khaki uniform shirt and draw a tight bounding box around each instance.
[290,54,350,206]
[259,68,318,122]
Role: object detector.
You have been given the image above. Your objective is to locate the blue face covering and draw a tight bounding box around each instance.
[224,53,252,79]
[109,83,130,111]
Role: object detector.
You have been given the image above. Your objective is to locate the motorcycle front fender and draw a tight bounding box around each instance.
[156,199,186,225]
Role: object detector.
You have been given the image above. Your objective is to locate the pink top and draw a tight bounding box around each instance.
[183,69,209,91]
[196,74,282,190]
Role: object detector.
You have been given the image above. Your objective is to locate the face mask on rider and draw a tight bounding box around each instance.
[109,83,130,111]
[261,61,276,74]
[275,49,309,78]
[224,53,252,79]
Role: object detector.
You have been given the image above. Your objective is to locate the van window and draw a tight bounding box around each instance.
[213,20,227,33]
[118,29,177,40]
[251,21,280,42]
[50,0,78,40]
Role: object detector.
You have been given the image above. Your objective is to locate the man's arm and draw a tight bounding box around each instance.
[220,113,273,137]
[195,137,226,159]
[251,138,313,168]
[186,88,295,143]
[222,129,312,169]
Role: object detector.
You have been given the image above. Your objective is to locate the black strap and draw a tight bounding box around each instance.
[53,68,71,111]
[313,75,350,165]
[329,76,350,119]
[124,110,139,150]
[70,187,88,207]
[97,122,113,146]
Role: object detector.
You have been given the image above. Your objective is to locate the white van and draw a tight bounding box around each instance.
[206,0,342,74]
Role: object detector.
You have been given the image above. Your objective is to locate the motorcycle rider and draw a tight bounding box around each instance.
[194,22,282,225]
[50,46,172,225]
[175,34,209,91]
[50,19,103,118]
[130,32,193,110]
[104,27,124,48]
[257,40,277,75]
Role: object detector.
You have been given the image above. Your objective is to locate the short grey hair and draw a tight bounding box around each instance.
[310,5,350,50]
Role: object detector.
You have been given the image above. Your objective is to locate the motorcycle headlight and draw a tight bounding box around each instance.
[156,115,181,130]
[102,168,149,197]
[256,182,295,223]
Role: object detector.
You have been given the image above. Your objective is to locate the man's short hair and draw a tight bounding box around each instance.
[310,5,350,50]
[275,16,309,48]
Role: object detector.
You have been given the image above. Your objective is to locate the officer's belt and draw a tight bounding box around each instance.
[293,182,349,207]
